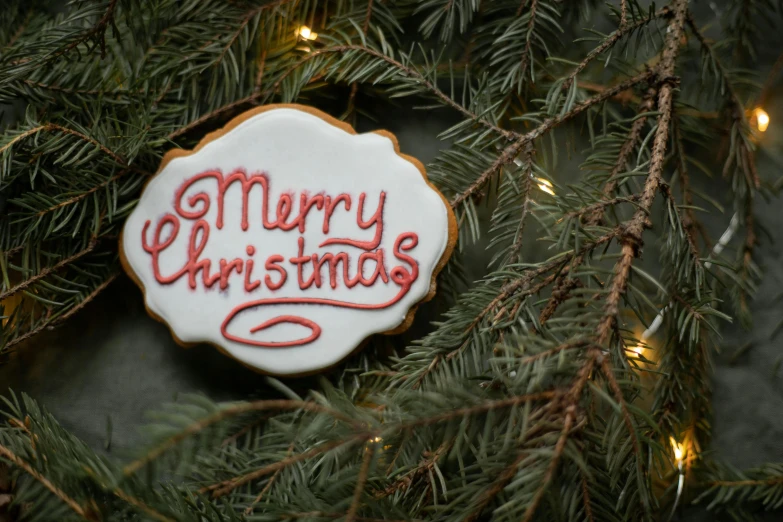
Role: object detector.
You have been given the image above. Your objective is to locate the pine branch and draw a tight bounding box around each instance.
[4,272,120,351]
[464,451,527,521]
[123,400,360,476]
[0,122,138,171]
[673,118,711,250]
[450,69,654,208]
[344,0,374,122]
[244,441,295,515]
[346,444,374,522]
[595,0,687,343]
[0,444,95,521]
[562,7,670,91]
[686,13,759,189]
[170,43,518,141]
[522,408,575,522]
[580,470,596,522]
[0,240,96,301]
[109,488,175,522]
[517,0,538,84]
[204,391,554,498]
[505,144,535,264]
[585,90,656,225]
[407,227,620,386]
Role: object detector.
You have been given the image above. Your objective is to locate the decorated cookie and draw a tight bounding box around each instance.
[121,104,456,376]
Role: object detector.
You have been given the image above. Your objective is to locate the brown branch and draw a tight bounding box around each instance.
[686,13,759,190]
[660,181,701,264]
[0,126,48,156]
[581,470,595,522]
[673,119,712,250]
[346,445,375,522]
[46,123,127,165]
[412,273,556,389]
[465,453,527,521]
[254,47,268,93]
[759,50,783,106]
[282,513,418,522]
[451,69,655,208]
[45,0,120,61]
[598,355,640,456]
[536,90,655,327]
[521,340,600,521]
[385,392,556,432]
[413,227,620,387]
[538,196,643,325]
[508,144,535,264]
[375,441,452,498]
[244,441,295,515]
[34,169,133,219]
[708,477,783,488]
[2,10,32,50]
[170,44,517,141]
[588,90,657,226]
[562,8,670,91]
[524,3,689,519]
[619,0,629,28]
[565,194,643,225]
[20,80,141,97]
[124,400,357,476]
[0,241,97,301]
[204,392,555,499]
[362,0,375,34]
[50,272,118,324]
[522,406,576,522]
[518,0,538,82]
[537,260,583,325]
[345,0,375,123]
[0,123,137,171]
[521,339,593,364]
[4,272,119,350]
[206,435,367,498]
[0,444,95,520]
[111,488,174,522]
[596,0,688,346]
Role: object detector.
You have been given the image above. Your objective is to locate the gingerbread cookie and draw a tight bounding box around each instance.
[121,104,456,376]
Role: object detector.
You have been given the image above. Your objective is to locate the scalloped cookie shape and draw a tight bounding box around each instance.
[121,104,457,376]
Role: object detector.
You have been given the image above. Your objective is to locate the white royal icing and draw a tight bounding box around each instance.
[122,107,451,375]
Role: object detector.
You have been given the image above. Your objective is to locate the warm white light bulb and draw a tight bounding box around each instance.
[535,177,555,196]
[754,107,770,132]
[670,436,684,464]
[298,26,318,41]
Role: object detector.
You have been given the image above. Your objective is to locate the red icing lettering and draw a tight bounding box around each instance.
[354,249,389,286]
[142,214,186,284]
[244,245,261,292]
[264,255,288,291]
[320,192,385,250]
[143,168,423,349]
[323,194,351,233]
[219,258,243,290]
[299,193,325,233]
